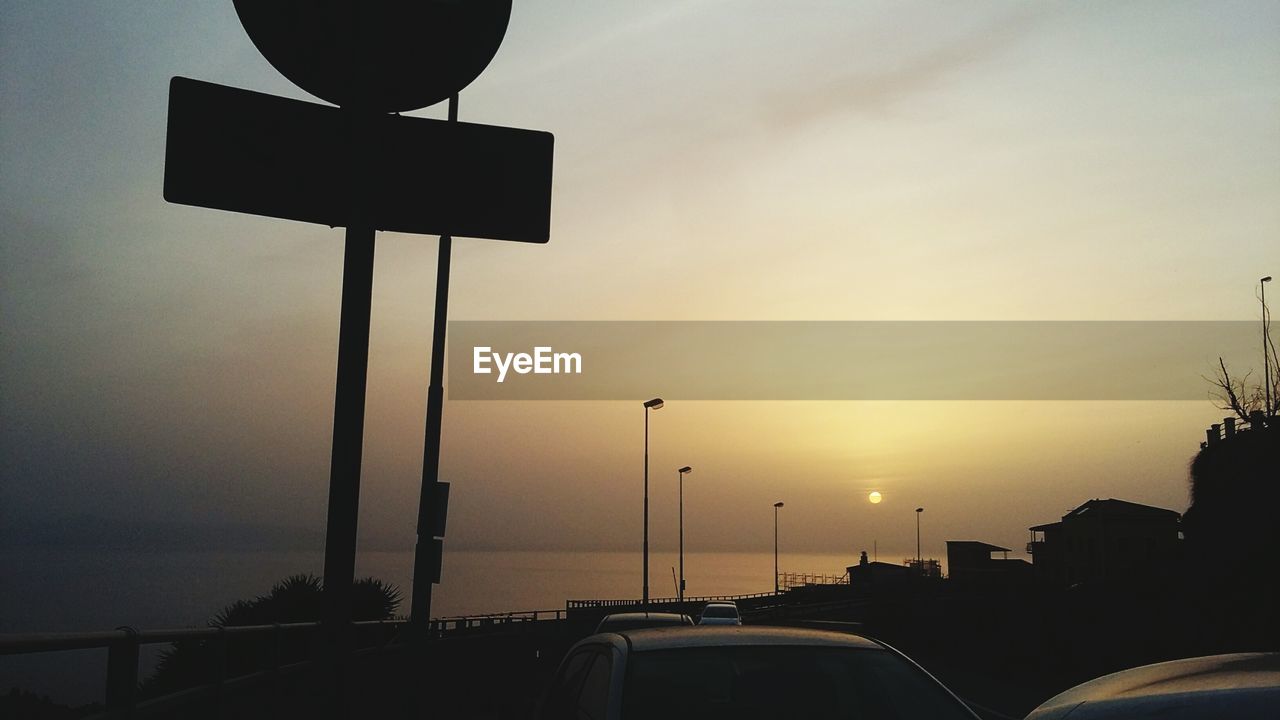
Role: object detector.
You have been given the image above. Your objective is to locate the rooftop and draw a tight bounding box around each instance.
[1031,498,1180,531]
[1066,498,1179,519]
[946,541,1011,552]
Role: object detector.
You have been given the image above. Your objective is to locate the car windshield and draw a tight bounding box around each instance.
[622,646,973,720]
[701,606,738,618]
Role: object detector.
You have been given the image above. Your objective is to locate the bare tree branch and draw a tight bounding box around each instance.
[1208,358,1255,424]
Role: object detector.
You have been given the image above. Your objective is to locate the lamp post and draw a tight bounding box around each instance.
[915,507,924,566]
[642,398,663,607]
[678,466,692,603]
[773,501,784,593]
[1264,276,1273,417]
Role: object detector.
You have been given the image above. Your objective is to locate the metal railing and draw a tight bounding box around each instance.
[428,608,564,631]
[777,571,849,590]
[566,590,779,610]
[1201,412,1271,448]
[1,607,574,718]
[0,620,407,719]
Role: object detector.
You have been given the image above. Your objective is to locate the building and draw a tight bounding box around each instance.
[847,551,940,595]
[1027,498,1181,588]
[946,541,1032,586]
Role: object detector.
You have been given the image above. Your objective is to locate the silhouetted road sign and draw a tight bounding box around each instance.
[164,77,553,243]
[426,482,450,539]
[233,0,511,113]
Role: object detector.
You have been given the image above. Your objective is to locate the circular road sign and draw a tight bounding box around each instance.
[233,0,512,113]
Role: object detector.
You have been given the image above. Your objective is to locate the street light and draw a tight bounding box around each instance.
[915,507,924,566]
[1264,276,1273,417]
[773,502,785,593]
[678,466,692,604]
[642,398,663,607]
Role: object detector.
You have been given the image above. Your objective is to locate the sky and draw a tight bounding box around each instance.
[2,1,1278,569]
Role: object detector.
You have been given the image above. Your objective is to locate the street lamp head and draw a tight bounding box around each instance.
[679,466,692,474]
[644,398,664,410]
[1263,276,1273,283]
[774,502,785,508]
[915,507,924,513]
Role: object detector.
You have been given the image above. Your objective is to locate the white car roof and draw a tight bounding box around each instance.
[617,625,884,652]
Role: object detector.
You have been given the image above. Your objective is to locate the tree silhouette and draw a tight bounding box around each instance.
[141,574,401,698]
[1208,358,1277,424]
[1208,286,1279,424]
[1183,424,1279,648]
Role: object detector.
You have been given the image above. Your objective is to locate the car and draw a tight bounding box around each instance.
[696,601,742,626]
[536,625,980,719]
[1024,652,1280,719]
[594,612,694,634]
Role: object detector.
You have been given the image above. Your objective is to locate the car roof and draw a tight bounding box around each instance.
[703,600,737,606]
[615,625,884,652]
[1026,653,1280,719]
[599,612,688,621]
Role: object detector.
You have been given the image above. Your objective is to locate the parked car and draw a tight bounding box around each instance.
[536,626,979,719]
[594,612,694,634]
[1024,652,1280,719]
[696,601,741,625]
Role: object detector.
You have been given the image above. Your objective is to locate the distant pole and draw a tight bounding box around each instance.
[1264,276,1273,418]
[678,466,692,603]
[410,95,460,631]
[773,501,784,593]
[642,398,664,606]
[915,507,924,565]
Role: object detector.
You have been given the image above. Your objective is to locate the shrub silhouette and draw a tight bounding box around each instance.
[1185,424,1279,560]
[141,574,401,698]
[1183,424,1279,647]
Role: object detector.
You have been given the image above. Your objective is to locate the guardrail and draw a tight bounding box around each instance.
[0,620,407,719]
[428,608,565,631]
[566,591,779,610]
[777,571,849,590]
[0,610,571,719]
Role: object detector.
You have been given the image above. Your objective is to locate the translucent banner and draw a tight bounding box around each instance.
[446,321,1259,401]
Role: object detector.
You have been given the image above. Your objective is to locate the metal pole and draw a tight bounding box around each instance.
[410,95,459,629]
[643,408,649,607]
[321,225,375,630]
[678,470,684,604]
[916,510,922,564]
[773,505,779,594]
[319,217,375,720]
[321,101,383,639]
[1264,278,1271,416]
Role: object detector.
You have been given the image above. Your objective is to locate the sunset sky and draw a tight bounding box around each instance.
[2,1,1278,571]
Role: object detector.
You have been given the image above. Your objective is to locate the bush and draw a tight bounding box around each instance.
[141,574,402,698]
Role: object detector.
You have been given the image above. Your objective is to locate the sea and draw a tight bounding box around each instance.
[1,548,868,705]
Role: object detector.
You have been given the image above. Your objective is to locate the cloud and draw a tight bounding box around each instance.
[766,8,1053,128]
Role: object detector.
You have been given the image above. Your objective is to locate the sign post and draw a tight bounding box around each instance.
[163,1,550,680]
[412,95,458,635]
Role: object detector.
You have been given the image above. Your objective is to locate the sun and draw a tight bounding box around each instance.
[869,491,882,504]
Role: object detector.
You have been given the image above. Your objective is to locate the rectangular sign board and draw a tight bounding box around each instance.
[164,77,554,243]
[427,481,450,539]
